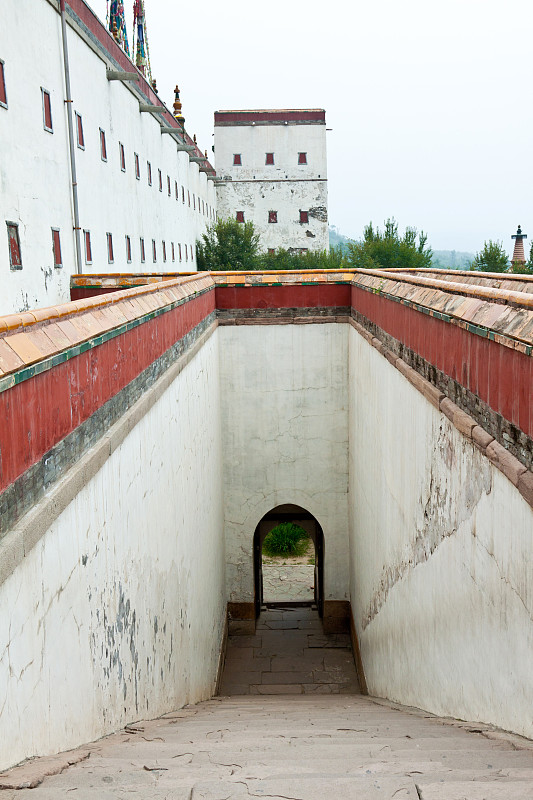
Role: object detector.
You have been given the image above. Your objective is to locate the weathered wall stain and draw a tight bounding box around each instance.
[361,422,492,630]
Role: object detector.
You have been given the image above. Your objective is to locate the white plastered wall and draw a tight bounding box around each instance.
[348,325,533,739]
[219,324,350,603]
[214,122,328,252]
[0,0,216,315]
[0,331,225,770]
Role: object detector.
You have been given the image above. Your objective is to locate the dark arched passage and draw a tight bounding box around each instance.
[252,504,324,619]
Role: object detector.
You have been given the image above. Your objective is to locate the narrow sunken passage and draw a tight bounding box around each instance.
[219,607,360,695]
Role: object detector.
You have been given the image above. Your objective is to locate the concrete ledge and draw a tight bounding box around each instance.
[0,321,218,589]
[227,602,256,620]
[323,600,350,634]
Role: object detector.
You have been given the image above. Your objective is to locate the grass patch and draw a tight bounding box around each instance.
[262,523,309,558]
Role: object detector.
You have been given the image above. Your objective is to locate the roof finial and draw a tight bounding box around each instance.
[173,85,185,126]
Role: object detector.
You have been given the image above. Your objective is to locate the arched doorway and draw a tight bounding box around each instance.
[253,504,324,619]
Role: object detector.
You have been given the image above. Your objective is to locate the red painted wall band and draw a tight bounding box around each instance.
[351,285,533,439]
[1,283,531,497]
[0,291,214,494]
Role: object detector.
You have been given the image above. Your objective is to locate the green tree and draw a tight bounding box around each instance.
[346,218,433,270]
[470,240,509,273]
[258,246,347,271]
[196,218,260,271]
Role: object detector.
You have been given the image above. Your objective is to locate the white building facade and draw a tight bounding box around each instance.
[214,109,328,253]
[0,0,216,315]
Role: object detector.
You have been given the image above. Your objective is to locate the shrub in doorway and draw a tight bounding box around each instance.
[263,523,309,557]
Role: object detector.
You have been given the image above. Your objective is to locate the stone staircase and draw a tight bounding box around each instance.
[2,694,533,798]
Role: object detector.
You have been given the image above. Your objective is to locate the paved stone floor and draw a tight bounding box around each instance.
[2,695,533,798]
[220,607,359,695]
[262,565,315,602]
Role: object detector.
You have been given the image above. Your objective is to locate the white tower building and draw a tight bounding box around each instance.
[214,109,328,253]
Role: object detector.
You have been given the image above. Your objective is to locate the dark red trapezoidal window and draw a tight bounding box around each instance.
[236,211,245,223]
[298,152,307,164]
[52,228,62,266]
[268,210,278,223]
[42,89,53,132]
[233,153,242,165]
[265,152,274,165]
[7,222,22,269]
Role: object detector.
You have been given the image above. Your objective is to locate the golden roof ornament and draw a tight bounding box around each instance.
[173,85,185,126]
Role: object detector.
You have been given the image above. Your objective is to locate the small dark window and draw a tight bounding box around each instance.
[152,239,157,262]
[167,175,171,196]
[0,60,7,108]
[175,181,178,200]
[233,153,242,166]
[268,248,275,254]
[299,210,309,224]
[265,152,274,165]
[193,194,196,210]
[76,113,84,148]
[125,235,132,263]
[236,211,245,223]
[52,228,62,267]
[182,186,185,203]
[140,237,145,263]
[178,243,182,261]
[188,190,190,207]
[162,240,167,262]
[185,244,188,262]
[42,89,53,132]
[298,152,307,165]
[190,247,194,262]
[119,142,126,171]
[84,230,92,264]
[268,210,278,223]
[158,169,162,192]
[171,242,175,262]
[7,222,22,269]
[134,153,140,179]
[107,232,114,263]
[100,129,107,161]
[147,161,152,185]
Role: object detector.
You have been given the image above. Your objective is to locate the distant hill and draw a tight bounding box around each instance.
[432,250,474,270]
[329,228,474,270]
[329,227,354,253]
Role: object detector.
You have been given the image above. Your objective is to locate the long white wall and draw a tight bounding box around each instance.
[0,331,225,770]
[0,0,216,315]
[348,325,533,739]
[219,324,350,604]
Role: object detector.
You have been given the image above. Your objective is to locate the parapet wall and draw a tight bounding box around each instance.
[0,268,532,768]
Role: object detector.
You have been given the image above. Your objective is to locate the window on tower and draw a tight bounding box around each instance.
[298,152,307,164]
[7,222,22,269]
[42,89,53,132]
[106,232,114,263]
[268,211,278,224]
[119,143,126,171]
[125,235,132,263]
[134,153,140,179]
[299,210,309,224]
[140,237,145,263]
[233,153,242,166]
[100,129,107,161]
[147,161,152,185]
[52,228,62,267]
[75,112,84,149]
[84,230,92,264]
[265,152,274,165]
[0,60,7,108]
[236,211,245,223]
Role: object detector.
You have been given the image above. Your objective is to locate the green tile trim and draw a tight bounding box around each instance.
[0,286,213,396]
[352,281,532,355]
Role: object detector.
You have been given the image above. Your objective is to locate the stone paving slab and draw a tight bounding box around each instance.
[2,695,532,799]
[219,607,361,696]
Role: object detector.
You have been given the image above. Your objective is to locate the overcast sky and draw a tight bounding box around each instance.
[92,0,531,255]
